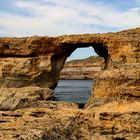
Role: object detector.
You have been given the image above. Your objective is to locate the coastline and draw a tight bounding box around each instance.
[60,56,103,80]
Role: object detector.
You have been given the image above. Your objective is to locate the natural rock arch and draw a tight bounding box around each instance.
[0,28,139,110]
[51,43,109,89]
[0,28,140,140]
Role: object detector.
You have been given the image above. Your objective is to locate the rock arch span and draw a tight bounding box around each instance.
[0,28,139,110]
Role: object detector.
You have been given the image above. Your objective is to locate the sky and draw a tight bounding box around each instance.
[0,0,140,60]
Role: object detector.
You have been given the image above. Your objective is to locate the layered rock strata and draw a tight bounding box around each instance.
[0,107,140,140]
[60,56,104,79]
[0,28,139,139]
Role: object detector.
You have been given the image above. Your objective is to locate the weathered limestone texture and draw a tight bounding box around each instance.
[0,28,139,139]
[0,108,140,140]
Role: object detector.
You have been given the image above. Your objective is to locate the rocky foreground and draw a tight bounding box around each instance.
[0,28,140,139]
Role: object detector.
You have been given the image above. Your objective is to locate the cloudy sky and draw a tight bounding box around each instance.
[0,0,140,60]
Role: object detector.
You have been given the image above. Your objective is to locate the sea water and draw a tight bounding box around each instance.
[54,80,93,104]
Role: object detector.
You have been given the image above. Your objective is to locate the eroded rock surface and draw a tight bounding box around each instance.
[0,107,140,140]
[0,28,140,139]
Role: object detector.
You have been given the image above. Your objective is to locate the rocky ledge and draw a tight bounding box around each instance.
[0,28,140,139]
[0,107,140,140]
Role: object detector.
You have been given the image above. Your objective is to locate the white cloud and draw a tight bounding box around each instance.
[0,0,140,37]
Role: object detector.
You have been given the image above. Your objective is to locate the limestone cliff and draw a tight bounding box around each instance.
[0,28,140,139]
[60,56,104,79]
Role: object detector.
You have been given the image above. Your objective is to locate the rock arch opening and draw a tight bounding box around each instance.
[54,44,109,106]
[66,46,96,61]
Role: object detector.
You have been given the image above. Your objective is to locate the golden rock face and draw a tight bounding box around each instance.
[0,28,140,139]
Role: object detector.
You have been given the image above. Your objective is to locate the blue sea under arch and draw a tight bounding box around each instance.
[54,79,93,104]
